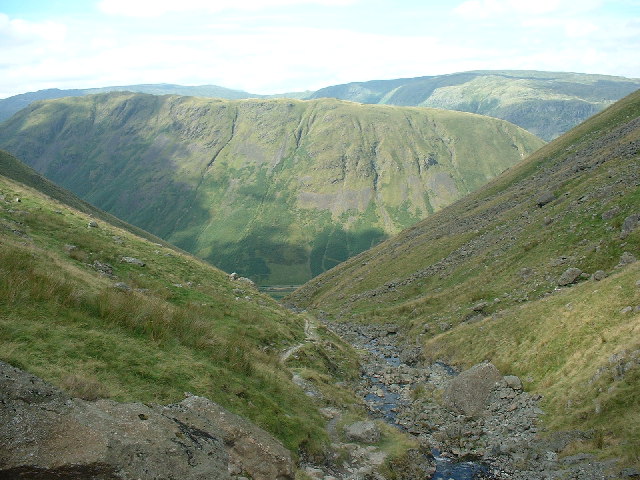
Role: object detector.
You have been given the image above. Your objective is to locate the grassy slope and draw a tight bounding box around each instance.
[311,70,640,140]
[0,149,362,456]
[0,93,543,285]
[288,90,640,463]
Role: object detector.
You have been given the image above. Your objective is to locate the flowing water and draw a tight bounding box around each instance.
[360,336,491,480]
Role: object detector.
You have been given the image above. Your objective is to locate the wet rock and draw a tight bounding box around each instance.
[443,362,502,416]
[344,421,381,444]
[558,267,583,286]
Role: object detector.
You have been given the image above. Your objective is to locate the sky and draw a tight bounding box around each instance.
[0,0,639,98]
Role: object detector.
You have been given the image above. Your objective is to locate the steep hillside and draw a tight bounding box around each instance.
[288,90,640,464]
[0,93,543,285]
[0,148,357,457]
[310,70,640,140]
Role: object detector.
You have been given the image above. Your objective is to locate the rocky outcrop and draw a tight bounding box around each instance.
[0,361,294,480]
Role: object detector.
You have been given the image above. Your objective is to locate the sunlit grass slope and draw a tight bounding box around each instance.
[0,150,334,455]
[288,90,640,463]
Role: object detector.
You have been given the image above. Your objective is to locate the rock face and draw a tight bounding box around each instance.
[0,362,293,480]
[442,362,503,416]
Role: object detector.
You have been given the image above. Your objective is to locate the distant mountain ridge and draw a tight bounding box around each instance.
[2,71,638,140]
[0,92,543,284]
[309,70,640,140]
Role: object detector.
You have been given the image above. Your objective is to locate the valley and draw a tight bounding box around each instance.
[0,76,638,479]
[0,92,542,285]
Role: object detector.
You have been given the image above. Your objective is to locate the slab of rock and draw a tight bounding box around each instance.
[442,362,502,417]
[0,361,294,480]
[344,421,381,444]
[175,395,295,480]
[558,267,583,286]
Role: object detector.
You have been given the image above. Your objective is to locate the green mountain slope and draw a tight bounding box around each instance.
[0,149,352,456]
[0,92,543,285]
[287,90,640,463]
[310,70,640,140]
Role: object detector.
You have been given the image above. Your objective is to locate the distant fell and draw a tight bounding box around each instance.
[310,70,640,140]
[0,84,259,122]
[0,92,543,284]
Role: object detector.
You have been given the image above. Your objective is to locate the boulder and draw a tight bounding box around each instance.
[620,214,640,239]
[592,270,607,281]
[344,421,381,444]
[120,256,146,267]
[0,361,294,480]
[536,191,556,207]
[504,375,523,391]
[558,267,583,286]
[442,362,502,416]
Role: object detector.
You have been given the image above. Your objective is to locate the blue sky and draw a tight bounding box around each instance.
[0,0,639,98]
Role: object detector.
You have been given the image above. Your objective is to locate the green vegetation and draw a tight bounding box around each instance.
[288,90,640,465]
[310,70,640,140]
[0,150,349,457]
[0,92,543,284]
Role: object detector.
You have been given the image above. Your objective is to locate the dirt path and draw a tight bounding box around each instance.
[280,314,319,364]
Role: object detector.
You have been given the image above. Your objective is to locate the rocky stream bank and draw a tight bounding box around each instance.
[316,321,636,480]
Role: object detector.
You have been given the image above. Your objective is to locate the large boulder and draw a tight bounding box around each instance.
[442,362,502,417]
[0,361,294,480]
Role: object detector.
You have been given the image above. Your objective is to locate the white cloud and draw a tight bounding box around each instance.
[98,0,357,17]
[0,13,67,47]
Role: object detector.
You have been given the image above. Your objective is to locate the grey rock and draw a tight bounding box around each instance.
[443,362,502,416]
[113,282,131,291]
[536,191,556,207]
[0,361,229,479]
[592,270,607,281]
[601,207,620,221]
[619,252,637,266]
[558,267,583,286]
[121,256,145,267]
[344,421,381,444]
[620,214,640,238]
[471,301,489,312]
[87,220,98,228]
[504,375,523,391]
[0,363,294,480]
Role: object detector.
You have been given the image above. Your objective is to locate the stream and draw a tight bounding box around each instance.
[359,334,491,480]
